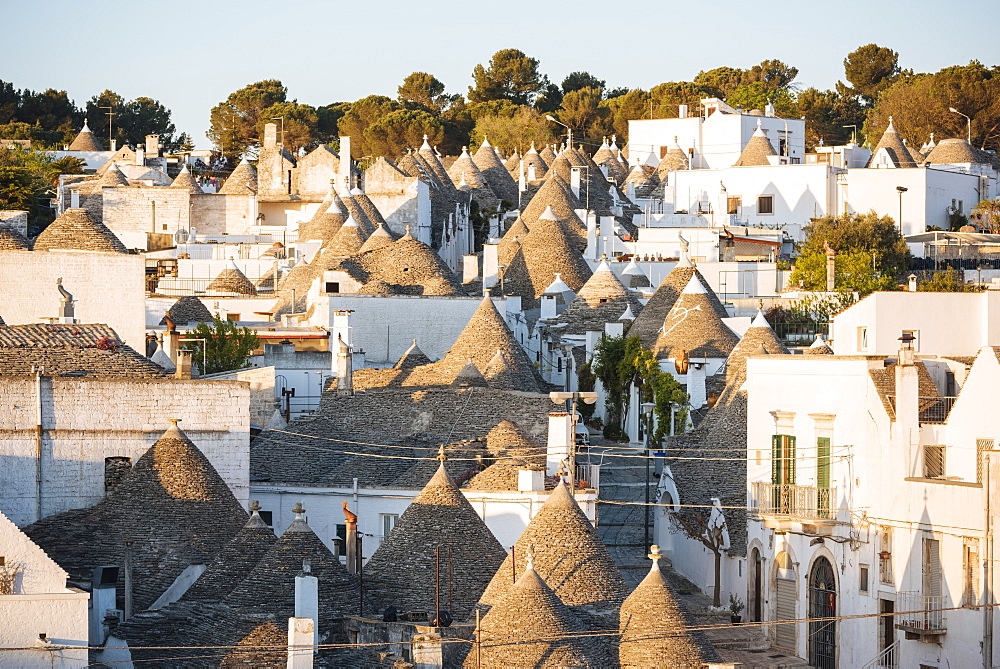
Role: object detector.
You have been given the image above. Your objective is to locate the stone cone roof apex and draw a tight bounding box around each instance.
[682,274,706,294]
[539,205,559,221]
[350,186,364,196]
[620,305,636,320]
[480,136,492,148]
[246,505,270,530]
[544,273,572,295]
[81,119,91,132]
[342,213,358,227]
[810,334,829,348]
[543,480,577,510]
[594,258,611,273]
[622,258,645,276]
[749,310,770,328]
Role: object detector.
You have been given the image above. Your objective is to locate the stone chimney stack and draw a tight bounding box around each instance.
[336,335,353,394]
[287,618,315,668]
[570,167,582,199]
[135,144,145,168]
[145,134,160,157]
[264,123,278,149]
[175,350,193,380]
[56,278,75,323]
[343,501,359,574]
[338,137,353,195]
[463,255,479,284]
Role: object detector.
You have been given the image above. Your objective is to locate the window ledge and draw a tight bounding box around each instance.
[904,477,982,488]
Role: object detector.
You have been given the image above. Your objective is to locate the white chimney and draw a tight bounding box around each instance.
[135,144,145,167]
[287,617,315,668]
[546,412,574,476]
[482,243,499,290]
[686,363,707,409]
[678,104,688,119]
[338,137,353,195]
[463,254,479,283]
[331,310,353,348]
[110,139,117,151]
[540,294,558,320]
[570,167,582,199]
[294,564,318,652]
[70,191,80,208]
[518,468,545,492]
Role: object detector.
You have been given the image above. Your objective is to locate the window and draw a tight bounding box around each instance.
[757,195,774,215]
[325,282,340,294]
[381,514,398,540]
[857,327,868,351]
[923,445,946,479]
[963,540,980,607]
[902,329,920,352]
[727,196,741,215]
[977,439,994,484]
[258,510,273,528]
[879,527,894,584]
[860,564,870,594]
[771,435,796,485]
[226,313,240,322]
[817,437,832,518]
[922,537,942,598]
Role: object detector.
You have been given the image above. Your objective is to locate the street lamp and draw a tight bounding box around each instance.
[896,186,908,233]
[949,107,972,144]
[549,391,599,494]
[641,401,656,549]
[545,114,573,151]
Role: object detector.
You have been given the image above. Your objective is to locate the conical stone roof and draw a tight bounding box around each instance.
[447,147,487,189]
[867,117,917,168]
[509,206,592,306]
[182,502,277,602]
[550,259,644,335]
[805,334,834,355]
[24,421,248,611]
[394,339,432,369]
[206,261,257,296]
[478,482,628,609]
[652,275,739,359]
[169,166,204,194]
[218,158,258,195]
[523,143,548,179]
[358,222,397,253]
[926,138,984,165]
[619,548,717,667]
[339,195,375,235]
[540,144,558,165]
[160,295,213,326]
[323,215,368,257]
[363,463,506,620]
[498,217,529,266]
[67,120,104,151]
[225,505,363,623]
[471,559,611,668]
[297,190,346,243]
[453,359,489,387]
[725,311,788,385]
[33,207,128,253]
[473,138,519,203]
[485,419,543,459]
[734,124,777,167]
[629,265,726,347]
[503,151,521,180]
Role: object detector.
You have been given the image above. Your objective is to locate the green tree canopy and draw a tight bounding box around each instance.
[556,87,610,146]
[600,89,650,142]
[260,101,318,155]
[208,79,287,158]
[397,72,458,113]
[0,146,80,231]
[789,212,910,293]
[336,95,401,158]
[87,92,179,151]
[839,43,903,106]
[183,315,260,375]
[727,82,796,115]
[795,87,862,148]
[562,71,605,95]
[469,105,557,154]
[363,109,445,158]
[468,49,548,105]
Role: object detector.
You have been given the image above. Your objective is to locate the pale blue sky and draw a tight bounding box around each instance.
[2,0,997,149]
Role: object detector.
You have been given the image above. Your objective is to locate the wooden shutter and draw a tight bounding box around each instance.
[772,434,781,484]
[787,435,797,485]
[923,537,941,597]
[817,437,831,488]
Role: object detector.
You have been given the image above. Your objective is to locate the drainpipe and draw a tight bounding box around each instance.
[34,368,44,522]
[985,451,993,669]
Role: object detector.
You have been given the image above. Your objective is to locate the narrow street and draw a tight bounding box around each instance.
[586,436,810,668]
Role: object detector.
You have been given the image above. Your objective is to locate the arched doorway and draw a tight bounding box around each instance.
[773,552,796,651]
[749,548,763,622]
[808,556,837,669]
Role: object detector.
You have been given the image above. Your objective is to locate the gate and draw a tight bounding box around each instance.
[808,556,837,669]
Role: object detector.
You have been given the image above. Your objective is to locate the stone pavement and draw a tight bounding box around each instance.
[584,435,808,668]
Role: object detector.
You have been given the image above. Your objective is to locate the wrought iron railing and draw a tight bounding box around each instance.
[885,396,957,424]
[896,592,946,632]
[751,482,836,521]
[861,641,898,669]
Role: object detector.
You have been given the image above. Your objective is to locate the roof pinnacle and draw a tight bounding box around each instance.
[437,444,447,462]
[249,500,261,512]
[525,544,535,571]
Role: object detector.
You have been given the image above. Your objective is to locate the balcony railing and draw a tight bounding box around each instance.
[896,592,946,633]
[751,482,836,521]
[885,396,957,424]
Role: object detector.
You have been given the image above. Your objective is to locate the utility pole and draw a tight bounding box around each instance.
[100,105,115,148]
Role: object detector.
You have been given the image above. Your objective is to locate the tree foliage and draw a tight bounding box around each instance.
[562,71,605,95]
[839,43,904,106]
[469,105,557,153]
[208,79,287,158]
[86,91,179,151]
[469,49,548,105]
[183,315,260,375]
[260,101,318,155]
[789,212,910,293]
[0,146,81,231]
[555,87,610,146]
[397,72,457,113]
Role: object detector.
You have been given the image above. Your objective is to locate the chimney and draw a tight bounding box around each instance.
[145,134,159,157]
[344,501,358,574]
[894,332,919,464]
[110,139,117,151]
[686,362,707,409]
[135,144,145,167]
[518,468,545,492]
[287,617,315,668]
[338,136,353,194]
[570,167,582,199]
[264,123,278,148]
[56,278,75,323]
[585,211,598,260]
[335,334,353,394]
[463,254,479,284]
[540,293,558,320]
[482,243,499,290]
[331,309,353,348]
[604,321,625,337]
[546,412,574,476]
[908,274,918,292]
[294,561,319,652]
[526,159,536,183]
[678,104,688,119]
[175,349,193,379]
[70,190,80,208]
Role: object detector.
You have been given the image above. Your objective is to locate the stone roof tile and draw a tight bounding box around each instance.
[33,207,128,253]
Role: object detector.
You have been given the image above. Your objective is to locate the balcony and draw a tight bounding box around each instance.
[751,482,837,522]
[896,592,946,642]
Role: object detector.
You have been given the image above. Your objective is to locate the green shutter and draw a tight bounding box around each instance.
[817,437,831,488]
[771,434,781,484]
[787,436,796,485]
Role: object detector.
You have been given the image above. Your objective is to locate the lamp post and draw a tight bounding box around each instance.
[896,186,908,233]
[545,114,573,152]
[549,391,599,494]
[949,107,972,144]
[641,401,656,549]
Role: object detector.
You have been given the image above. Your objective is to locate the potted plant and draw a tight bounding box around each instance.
[729,593,745,625]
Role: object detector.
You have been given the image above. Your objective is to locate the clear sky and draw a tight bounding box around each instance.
[3,0,998,149]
